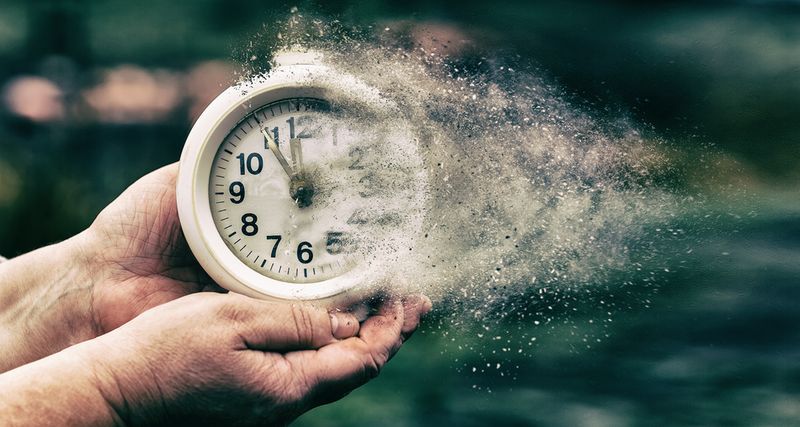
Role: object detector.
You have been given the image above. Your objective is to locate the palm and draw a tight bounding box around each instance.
[86,164,217,332]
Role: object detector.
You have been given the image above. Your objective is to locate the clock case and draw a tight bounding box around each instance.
[177,51,403,307]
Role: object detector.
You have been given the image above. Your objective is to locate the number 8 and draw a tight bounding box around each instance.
[241,213,258,236]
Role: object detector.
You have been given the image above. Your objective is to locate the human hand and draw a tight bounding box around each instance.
[0,163,217,370]
[79,163,220,332]
[1,292,429,426]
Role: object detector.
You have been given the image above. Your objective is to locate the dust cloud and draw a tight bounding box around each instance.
[238,11,694,336]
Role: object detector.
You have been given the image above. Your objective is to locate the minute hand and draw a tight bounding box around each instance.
[255,118,294,178]
[290,136,305,176]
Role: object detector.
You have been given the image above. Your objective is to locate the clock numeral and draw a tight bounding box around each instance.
[375,212,402,226]
[358,173,378,197]
[241,213,258,236]
[287,116,296,139]
[237,153,263,175]
[263,127,280,149]
[348,147,366,170]
[347,209,369,225]
[326,231,355,255]
[297,241,313,264]
[229,181,245,204]
[266,235,282,258]
[346,210,402,226]
[287,115,314,139]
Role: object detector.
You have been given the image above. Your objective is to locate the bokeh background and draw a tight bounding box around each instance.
[0,1,798,426]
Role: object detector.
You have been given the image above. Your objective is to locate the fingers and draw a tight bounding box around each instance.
[284,295,432,408]
[104,163,180,211]
[401,294,432,340]
[282,299,404,406]
[218,293,360,352]
[134,162,180,189]
[355,298,405,364]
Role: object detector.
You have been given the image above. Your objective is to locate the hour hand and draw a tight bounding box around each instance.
[290,137,304,175]
[288,135,314,207]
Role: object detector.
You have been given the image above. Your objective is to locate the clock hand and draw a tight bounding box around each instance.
[254,115,315,207]
[290,137,304,174]
[288,135,315,208]
[255,116,294,178]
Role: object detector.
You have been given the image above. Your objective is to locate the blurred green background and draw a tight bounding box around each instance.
[0,1,798,426]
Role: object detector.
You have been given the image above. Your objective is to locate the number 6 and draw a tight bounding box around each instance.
[297,241,313,264]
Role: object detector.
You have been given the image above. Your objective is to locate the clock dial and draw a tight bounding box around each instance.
[208,97,426,285]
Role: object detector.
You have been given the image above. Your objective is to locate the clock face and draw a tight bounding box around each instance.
[207,97,427,285]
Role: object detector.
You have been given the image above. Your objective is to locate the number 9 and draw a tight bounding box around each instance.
[229,181,245,204]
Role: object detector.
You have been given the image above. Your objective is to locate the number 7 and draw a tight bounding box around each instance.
[266,235,282,258]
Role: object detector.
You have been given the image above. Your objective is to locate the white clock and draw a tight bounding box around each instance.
[176,51,428,306]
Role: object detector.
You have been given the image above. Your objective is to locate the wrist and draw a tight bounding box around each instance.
[0,231,99,372]
[0,340,124,427]
[79,332,165,426]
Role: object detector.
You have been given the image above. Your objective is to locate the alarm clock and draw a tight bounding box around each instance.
[176,51,428,306]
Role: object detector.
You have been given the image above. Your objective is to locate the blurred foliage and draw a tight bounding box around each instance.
[1,0,798,254]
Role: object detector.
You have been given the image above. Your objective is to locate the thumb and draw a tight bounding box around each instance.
[223,293,361,352]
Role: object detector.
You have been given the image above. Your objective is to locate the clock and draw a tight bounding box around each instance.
[176,51,428,306]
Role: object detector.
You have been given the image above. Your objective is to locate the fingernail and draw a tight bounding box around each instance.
[330,311,360,339]
[329,312,339,335]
